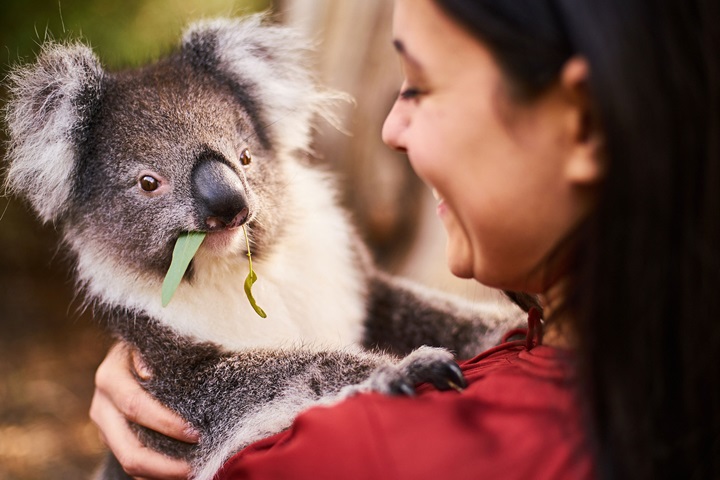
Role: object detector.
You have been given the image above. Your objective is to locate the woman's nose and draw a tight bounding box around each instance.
[382,99,408,152]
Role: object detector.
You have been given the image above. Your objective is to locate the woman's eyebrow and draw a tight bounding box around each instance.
[393,39,423,70]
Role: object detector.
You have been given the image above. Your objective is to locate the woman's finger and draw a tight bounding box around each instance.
[94,342,200,443]
[90,342,198,479]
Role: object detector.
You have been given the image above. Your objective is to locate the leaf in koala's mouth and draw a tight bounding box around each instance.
[162,231,207,307]
[243,225,267,318]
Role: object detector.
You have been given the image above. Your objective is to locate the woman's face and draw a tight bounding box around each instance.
[383,0,597,293]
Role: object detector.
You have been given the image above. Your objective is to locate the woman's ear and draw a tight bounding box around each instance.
[561,57,605,186]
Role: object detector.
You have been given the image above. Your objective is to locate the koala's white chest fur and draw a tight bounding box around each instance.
[72,164,368,351]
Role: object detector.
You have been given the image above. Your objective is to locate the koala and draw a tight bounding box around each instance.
[3,15,523,480]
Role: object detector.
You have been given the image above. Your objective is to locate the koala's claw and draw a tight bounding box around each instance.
[359,346,467,397]
[432,362,467,392]
[393,381,417,397]
[401,356,467,394]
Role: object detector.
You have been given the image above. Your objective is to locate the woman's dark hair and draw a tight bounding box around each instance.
[434,0,720,478]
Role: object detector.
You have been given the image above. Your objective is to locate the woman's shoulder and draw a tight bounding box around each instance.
[215,343,593,480]
[455,341,580,405]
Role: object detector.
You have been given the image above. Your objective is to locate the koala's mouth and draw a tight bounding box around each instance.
[199,220,252,255]
[204,206,249,231]
[183,207,256,256]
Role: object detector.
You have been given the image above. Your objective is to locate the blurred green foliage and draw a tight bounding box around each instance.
[1,0,272,71]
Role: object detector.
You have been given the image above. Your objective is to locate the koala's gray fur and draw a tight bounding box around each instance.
[3,15,523,480]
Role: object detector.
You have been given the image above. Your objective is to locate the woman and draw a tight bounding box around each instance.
[91,0,720,478]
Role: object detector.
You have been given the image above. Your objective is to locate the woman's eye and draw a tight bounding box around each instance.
[240,148,253,166]
[399,87,422,100]
[139,175,160,192]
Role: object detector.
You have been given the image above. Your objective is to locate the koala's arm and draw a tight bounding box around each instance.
[362,272,526,359]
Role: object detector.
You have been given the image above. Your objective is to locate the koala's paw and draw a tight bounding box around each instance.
[345,346,467,398]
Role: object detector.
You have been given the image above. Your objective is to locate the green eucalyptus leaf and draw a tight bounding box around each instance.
[244,268,267,318]
[161,231,207,307]
[242,225,267,318]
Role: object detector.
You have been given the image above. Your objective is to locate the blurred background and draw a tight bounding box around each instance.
[0,1,501,478]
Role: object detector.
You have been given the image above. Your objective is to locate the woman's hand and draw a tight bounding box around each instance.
[90,342,199,480]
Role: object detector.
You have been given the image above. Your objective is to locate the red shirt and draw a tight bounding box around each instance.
[214,332,594,479]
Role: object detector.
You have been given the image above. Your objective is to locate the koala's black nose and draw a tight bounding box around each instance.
[192,157,249,230]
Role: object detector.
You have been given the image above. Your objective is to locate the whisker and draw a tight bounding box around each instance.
[0,198,10,222]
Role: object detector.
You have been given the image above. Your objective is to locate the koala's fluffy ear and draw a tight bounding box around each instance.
[4,42,104,223]
[182,15,345,154]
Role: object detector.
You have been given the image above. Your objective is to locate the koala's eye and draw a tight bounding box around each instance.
[139,175,160,192]
[240,148,253,166]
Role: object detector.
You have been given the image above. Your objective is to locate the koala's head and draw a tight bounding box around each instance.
[4,15,336,277]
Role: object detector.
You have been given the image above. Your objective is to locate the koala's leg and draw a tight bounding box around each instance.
[109,314,468,480]
[362,272,526,358]
[172,344,465,480]
[140,343,466,442]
